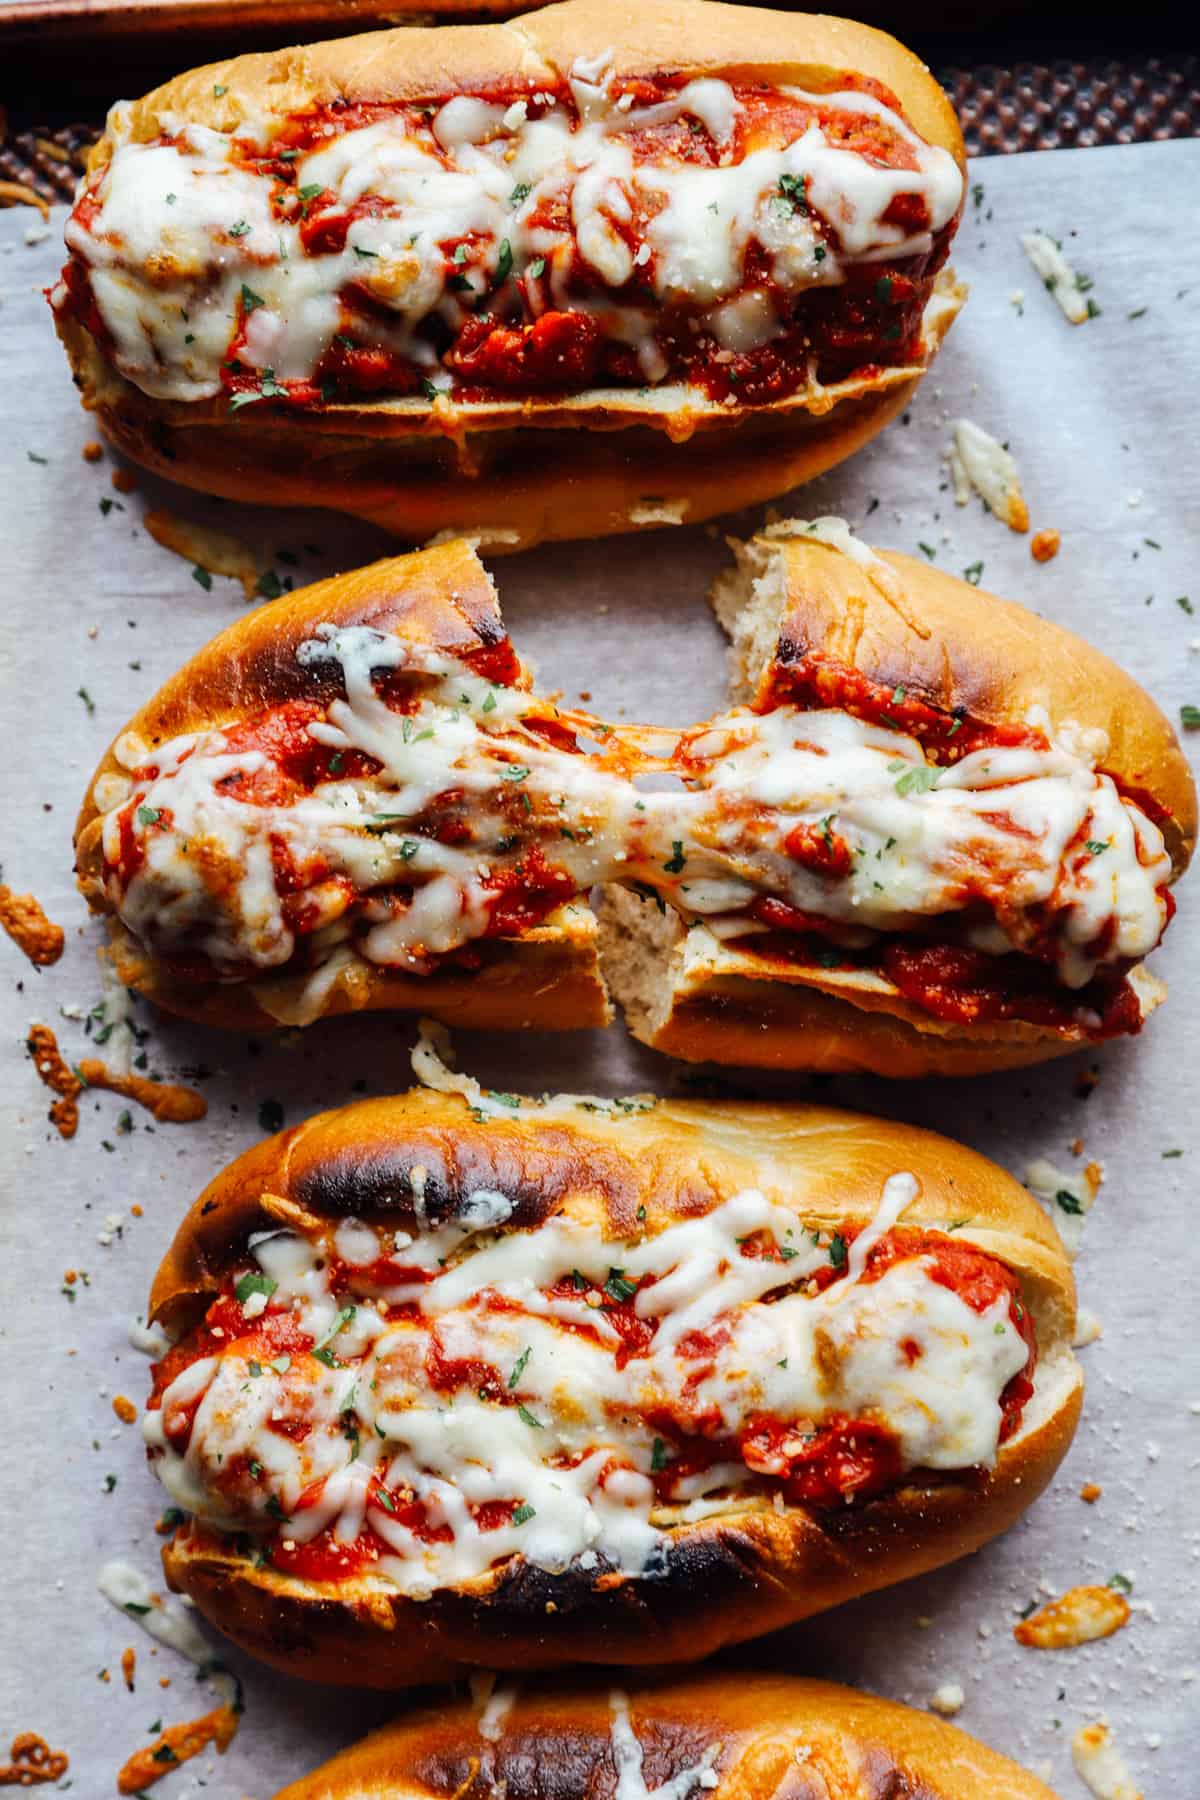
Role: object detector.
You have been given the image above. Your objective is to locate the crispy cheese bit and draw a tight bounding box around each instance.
[111,467,137,494]
[26,1024,81,1139]
[0,181,50,218]
[112,1395,138,1424]
[1024,1157,1100,1256]
[116,1702,238,1795]
[1014,1584,1130,1649]
[0,887,65,966]
[1031,527,1061,562]
[928,1683,964,1716]
[1072,1722,1144,1800]
[0,1732,69,1786]
[143,508,262,601]
[949,419,1030,532]
[1021,231,1093,324]
[76,1060,207,1124]
[120,1647,136,1691]
[82,440,104,463]
[1080,1482,1103,1503]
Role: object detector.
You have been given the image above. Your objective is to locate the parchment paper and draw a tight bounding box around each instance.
[1,138,1197,1799]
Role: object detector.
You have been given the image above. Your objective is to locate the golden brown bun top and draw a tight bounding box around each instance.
[149,1084,1070,1338]
[101,0,963,173]
[759,534,1197,872]
[74,539,506,857]
[271,1671,1057,1800]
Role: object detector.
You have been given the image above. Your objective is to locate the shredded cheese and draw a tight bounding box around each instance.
[1021,231,1093,324]
[1072,1723,1143,1800]
[949,419,1030,531]
[144,1184,1031,1600]
[95,617,1171,1015]
[60,71,962,404]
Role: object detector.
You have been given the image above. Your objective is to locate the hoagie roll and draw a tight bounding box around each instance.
[270,1672,1059,1799]
[75,527,1194,1072]
[142,1086,1080,1685]
[50,0,965,549]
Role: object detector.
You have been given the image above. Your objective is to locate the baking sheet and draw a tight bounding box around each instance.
[1,137,1197,1798]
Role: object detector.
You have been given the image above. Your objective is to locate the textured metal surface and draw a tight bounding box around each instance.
[945,55,1200,155]
[1,54,1197,207]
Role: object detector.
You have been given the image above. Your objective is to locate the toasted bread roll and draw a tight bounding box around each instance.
[50,0,965,550]
[270,1671,1058,1800]
[143,1087,1079,1686]
[597,520,1196,1075]
[75,539,611,1032]
[76,527,1192,1068]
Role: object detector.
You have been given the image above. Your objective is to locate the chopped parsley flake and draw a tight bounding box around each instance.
[894,764,939,798]
[235,1271,277,1304]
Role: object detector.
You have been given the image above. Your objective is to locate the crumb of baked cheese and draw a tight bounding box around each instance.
[1031,527,1061,562]
[949,419,1030,532]
[1072,1722,1144,1800]
[1015,1585,1130,1649]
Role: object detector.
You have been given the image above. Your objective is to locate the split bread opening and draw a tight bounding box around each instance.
[75,523,1195,1075]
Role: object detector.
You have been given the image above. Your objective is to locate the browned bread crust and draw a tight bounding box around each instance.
[74,540,610,1032]
[270,1670,1059,1800]
[597,527,1195,1074]
[152,1088,1079,1687]
[76,531,1193,1062]
[733,537,1195,870]
[53,0,966,550]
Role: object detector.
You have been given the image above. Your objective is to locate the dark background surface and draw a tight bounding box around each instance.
[1,1,1197,161]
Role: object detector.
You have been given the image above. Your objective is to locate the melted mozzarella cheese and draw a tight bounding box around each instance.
[609,1691,720,1800]
[670,706,1171,986]
[146,1182,1030,1598]
[62,75,962,402]
[98,614,1170,999]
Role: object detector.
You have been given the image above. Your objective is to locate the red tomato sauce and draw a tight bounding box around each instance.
[155,1221,1036,1574]
[730,918,1150,1039]
[60,75,959,410]
[755,652,1049,766]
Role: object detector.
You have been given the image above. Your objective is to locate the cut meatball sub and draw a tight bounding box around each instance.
[49,0,966,549]
[599,521,1196,1074]
[75,528,1193,1070]
[271,1673,1058,1800]
[143,1089,1079,1685]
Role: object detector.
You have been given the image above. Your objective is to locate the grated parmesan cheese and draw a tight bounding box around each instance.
[949,419,1030,531]
[1021,231,1094,325]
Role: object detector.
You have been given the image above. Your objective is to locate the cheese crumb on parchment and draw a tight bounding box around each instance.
[948,420,1030,531]
[1014,1584,1131,1649]
[1022,231,1096,324]
[1072,1722,1144,1800]
[1024,1157,1101,1256]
